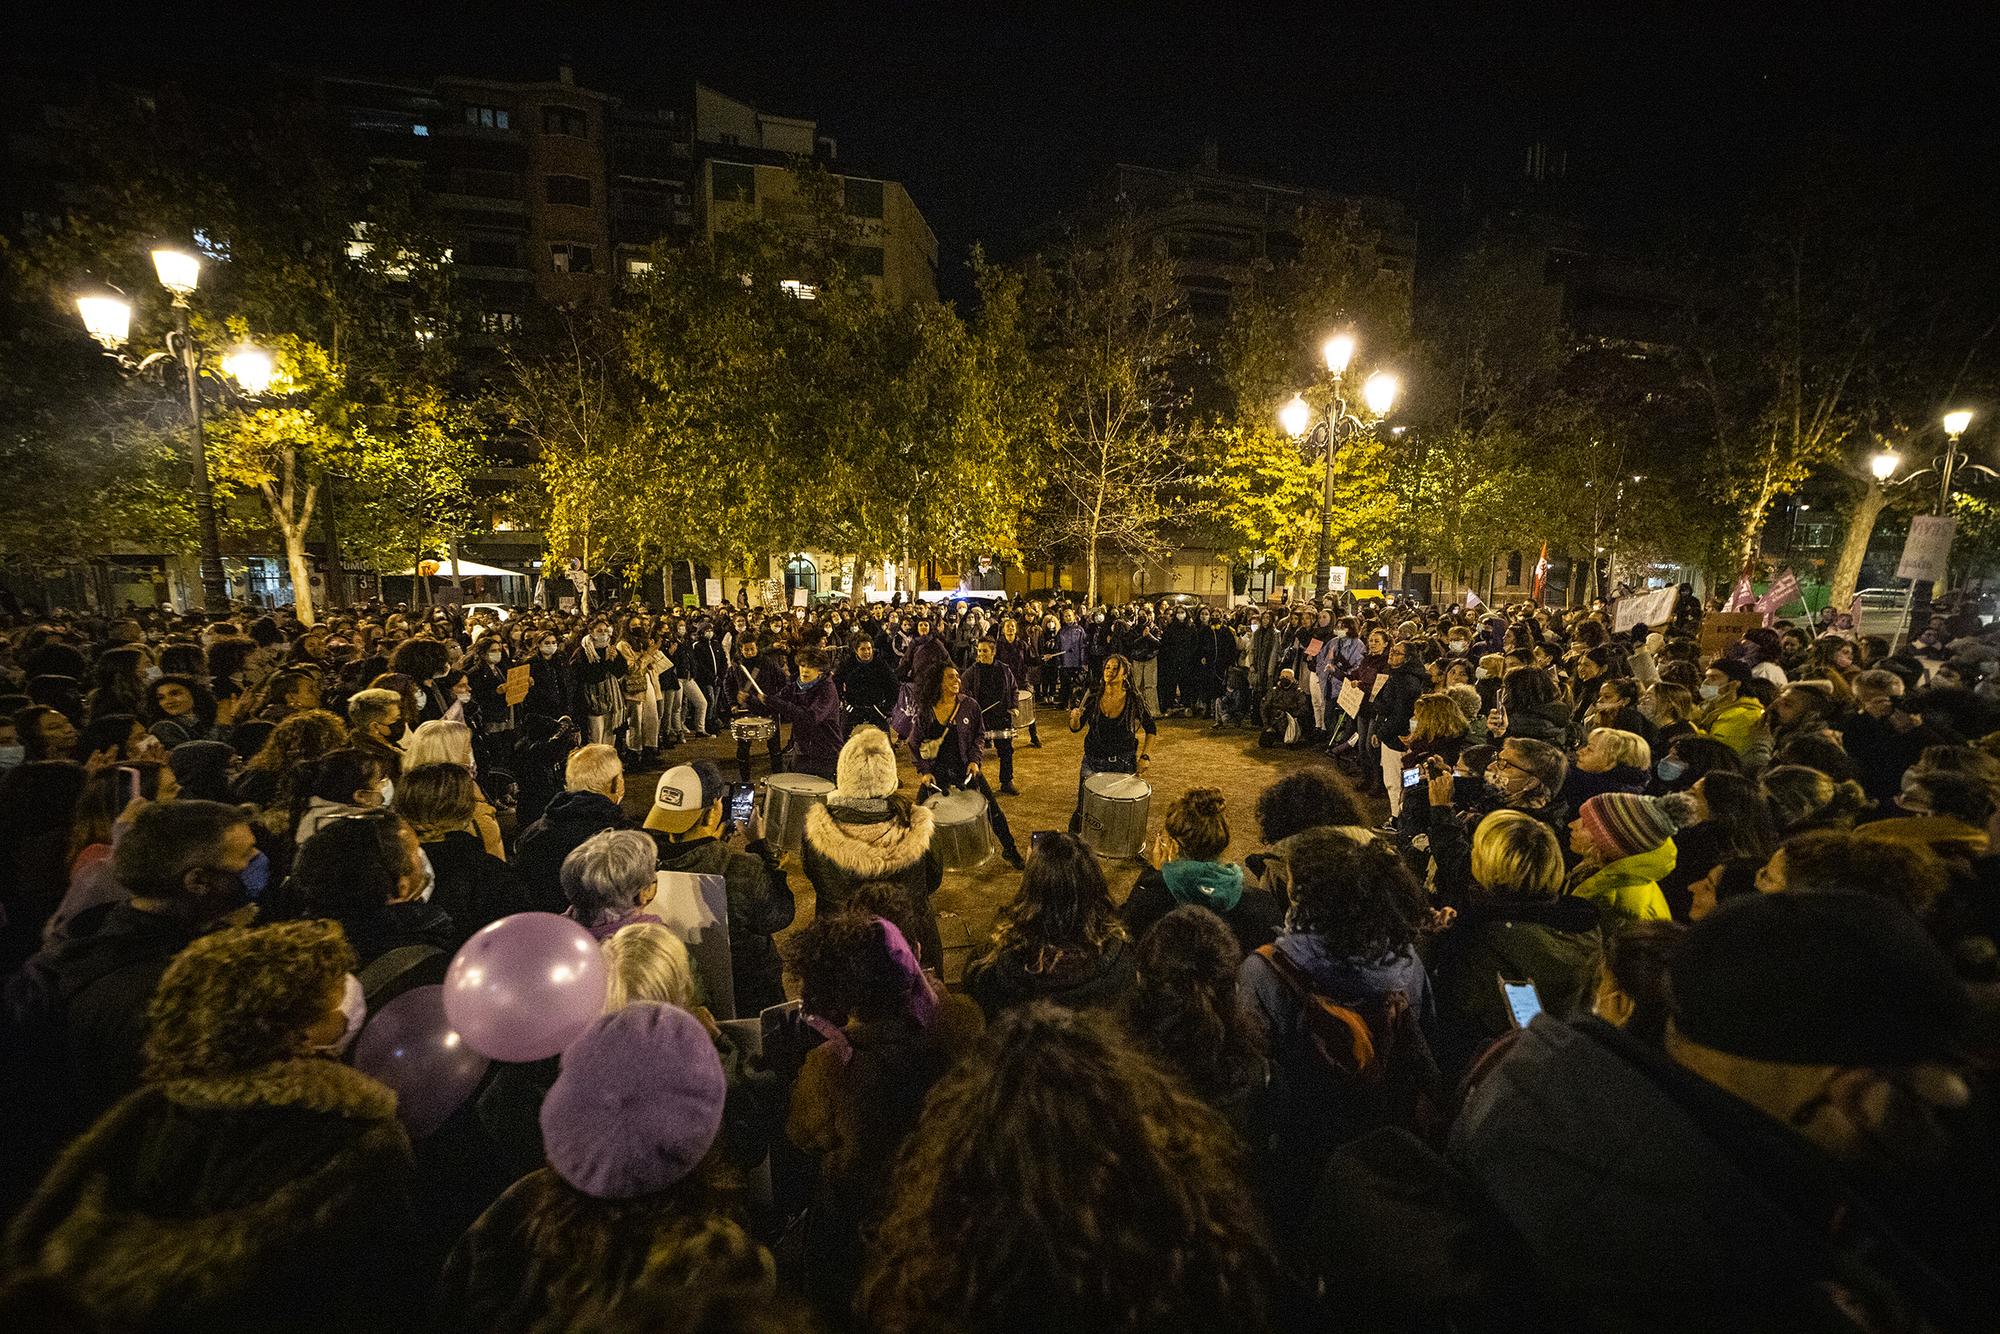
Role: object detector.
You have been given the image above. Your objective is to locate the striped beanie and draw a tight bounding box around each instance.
[1579,793,1676,863]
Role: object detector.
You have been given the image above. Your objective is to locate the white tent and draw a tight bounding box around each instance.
[388,559,525,579]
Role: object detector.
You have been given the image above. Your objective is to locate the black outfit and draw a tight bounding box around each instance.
[961,659,1020,790]
[1120,867,1283,954]
[834,653,898,733]
[726,654,789,784]
[1066,688,1157,834]
[915,706,1021,863]
[511,789,626,915]
[420,830,530,950]
[963,937,1136,1020]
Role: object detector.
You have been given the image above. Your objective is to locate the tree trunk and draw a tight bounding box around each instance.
[1828,481,1888,608]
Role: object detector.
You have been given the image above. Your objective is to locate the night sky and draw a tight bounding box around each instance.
[13,2,2000,277]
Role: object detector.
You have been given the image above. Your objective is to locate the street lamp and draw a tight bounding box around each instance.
[220,344,276,396]
[1871,408,1990,647]
[1280,333,1400,601]
[1944,409,1974,440]
[73,242,245,611]
[1870,449,1902,482]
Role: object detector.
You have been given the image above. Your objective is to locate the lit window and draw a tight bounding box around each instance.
[550,243,595,274]
[625,257,654,275]
[464,105,510,130]
[778,279,818,300]
[412,124,430,137]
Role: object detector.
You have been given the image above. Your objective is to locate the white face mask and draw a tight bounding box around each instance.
[485,651,502,665]
[378,779,395,806]
[593,631,611,645]
[313,973,367,1057]
[540,643,558,657]
[143,664,163,683]
[415,847,436,902]
[412,688,427,709]
[1475,667,1490,680]
[1699,683,1722,702]
[453,687,472,703]
[1448,641,1468,655]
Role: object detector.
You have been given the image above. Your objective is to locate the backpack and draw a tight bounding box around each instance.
[1255,942,1447,1144]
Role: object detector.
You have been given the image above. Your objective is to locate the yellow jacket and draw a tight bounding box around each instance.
[1700,696,1765,756]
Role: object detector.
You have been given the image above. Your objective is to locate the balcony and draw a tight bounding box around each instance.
[435,192,527,217]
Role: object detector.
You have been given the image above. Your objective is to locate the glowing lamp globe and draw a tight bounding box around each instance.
[1362,371,1400,417]
[1278,394,1313,440]
[221,344,275,395]
[1322,333,1356,375]
[150,246,201,298]
[1943,409,1973,438]
[76,290,133,349]
[1870,450,1901,483]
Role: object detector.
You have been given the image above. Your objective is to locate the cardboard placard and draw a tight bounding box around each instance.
[1305,638,1324,659]
[703,578,723,607]
[1337,681,1366,718]
[1612,586,1678,633]
[1896,515,1955,584]
[503,664,532,707]
[792,587,809,608]
[1699,611,1763,660]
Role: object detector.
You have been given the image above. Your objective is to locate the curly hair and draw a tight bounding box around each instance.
[1163,787,1229,862]
[1254,765,1364,844]
[857,1003,1283,1334]
[144,919,355,1081]
[978,832,1124,977]
[783,908,921,1026]
[1121,906,1266,1104]
[1285,827,1423,960]
[143,673,217,727]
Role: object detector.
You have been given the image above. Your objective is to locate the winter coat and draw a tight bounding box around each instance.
[1440,1018,1989,1333]
[1699,695,1765,756]
[1567,839,1675,925]
[1426,893,1604,1076]
[1057,623,1089,670]
[834,654,898,727]
[1371,661,1430,748]
[4,1058,423,1334]
[766,675,844,774]
[964,936,1136,1020]
[649,832,795,1015]
[420,829,530,949]
[1239,932,1439,1062]
[523,652,573,722]
[511,788,627,915]
[897,633,953,685]
[801,802,943,962]
[435,1166,767,1334]
[1120,862,1283,954]
[1498,698,1575,749]
[1558,763,1649,809]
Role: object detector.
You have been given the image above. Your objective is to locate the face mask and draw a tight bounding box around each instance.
[1656,757,1687,783]
[237,849,272,901]
[541,643,558,656]
[313,973,367,1058]
[593,631,611,646]
[414,846,437,903]
[378,779,395,806]
[412,688,427,709]
[0,744,23,769]
[143,664,163,683]
[1898,774,1932,814]
[1698,683,1722,702]
[1448,641,1468,655]
[1474,667,1490,681]
[485,651,502,665]
[453,688,472,703]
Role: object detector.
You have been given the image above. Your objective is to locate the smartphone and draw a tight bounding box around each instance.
[1499,978,1544,1030]
[1401,765,1425,789]
[117,764,143,806]
[760,998,802,1045]
[728,782,757,827]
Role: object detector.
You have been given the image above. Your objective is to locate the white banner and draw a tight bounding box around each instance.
[1612,585,1678,633]
[1896,515,1955,584]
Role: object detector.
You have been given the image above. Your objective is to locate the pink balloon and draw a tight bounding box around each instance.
[443,911,609,1062]
[351,985,488,1138]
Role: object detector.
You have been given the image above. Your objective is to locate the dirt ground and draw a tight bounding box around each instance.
[618,712,1354,983]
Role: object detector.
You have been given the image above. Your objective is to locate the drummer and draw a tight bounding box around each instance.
[1066,652,1158,836]
[727,633,789,785]
[962,637,1021,796]
[765,647,844,782]
[908,660,1024,869]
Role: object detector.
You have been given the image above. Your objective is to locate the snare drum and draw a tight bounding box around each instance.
[764,772,834,853]
[730,716,777,745]
[1011,689,1036,732]
[927,789,994,870]
[1081,772,1151,859]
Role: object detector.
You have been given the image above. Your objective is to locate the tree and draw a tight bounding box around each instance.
[1024,222,1194,603]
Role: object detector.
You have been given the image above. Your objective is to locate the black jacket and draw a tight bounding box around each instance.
[1372,661,1430,746]
[1425,894,1603,1077]
[964,937,1136,1020]
[1120,869,1283,955]
[420,830,530,950]
[511,789,626,915]
[649,832,796,1016]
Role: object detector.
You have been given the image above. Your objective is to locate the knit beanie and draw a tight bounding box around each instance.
[1579,792,1675,863]
[834,726,900,801]
[539,1003,726,1199]
[1670,891,1967,1066]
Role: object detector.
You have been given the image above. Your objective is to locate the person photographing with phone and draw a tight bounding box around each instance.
[1411,736,1571,909]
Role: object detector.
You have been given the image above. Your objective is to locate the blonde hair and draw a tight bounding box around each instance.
[405,718,475,770]
[565,743,624,797]
[1407,692,1470,744]
[1586,727,1652,772]
[1469,810,1564,898]
[1644,682,1696,725]
[602,921,697,1012]
[346,687,403,732]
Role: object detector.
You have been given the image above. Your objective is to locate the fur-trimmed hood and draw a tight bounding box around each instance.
[6,1059,417,1330]
[804,803,935,877]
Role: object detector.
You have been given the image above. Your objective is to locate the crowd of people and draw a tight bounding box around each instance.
[0,583,1996,1333]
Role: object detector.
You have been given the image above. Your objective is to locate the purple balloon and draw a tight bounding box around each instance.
[443,911,609,1062]
[351,985,488,1138]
